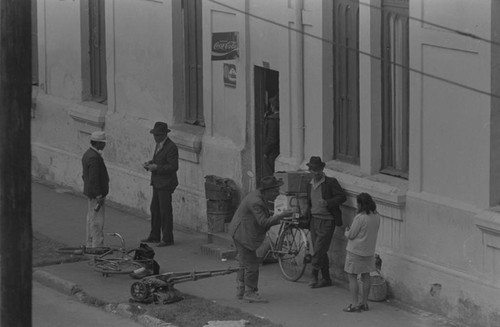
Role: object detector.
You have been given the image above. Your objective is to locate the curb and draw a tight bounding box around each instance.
[33,269,177,327]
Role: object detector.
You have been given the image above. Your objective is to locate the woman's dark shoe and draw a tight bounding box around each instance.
[359,303,369,311]
[342,304,361,312]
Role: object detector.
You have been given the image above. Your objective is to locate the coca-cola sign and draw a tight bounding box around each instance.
[212,32,239,61]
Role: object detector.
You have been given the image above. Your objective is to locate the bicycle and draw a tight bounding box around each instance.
[57,233,149,277]
[263,194,312,282]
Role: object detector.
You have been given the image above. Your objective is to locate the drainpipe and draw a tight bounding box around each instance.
[296,0,305,167]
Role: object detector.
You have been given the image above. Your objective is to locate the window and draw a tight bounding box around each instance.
[381,0,409,178]
[183,0,204,126]
[334,0,360,164]
[32,0,38,85]
[88,0,107,103]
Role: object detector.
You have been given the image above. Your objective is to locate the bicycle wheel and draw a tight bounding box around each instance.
[56,247,84,255]
[93,259,144,275]
[84,247,112,255]
[277,226,309,281]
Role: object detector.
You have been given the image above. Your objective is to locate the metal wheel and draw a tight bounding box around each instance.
[93,259,144,275]
[84,247,111,255]
[130,281,151,302]
[277,226,309,281]
[56,247,85,255]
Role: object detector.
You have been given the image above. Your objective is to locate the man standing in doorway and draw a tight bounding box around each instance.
[82,131,109,248]
[142,122,179,247]
[305,156,347,288]
[262,94,280,178]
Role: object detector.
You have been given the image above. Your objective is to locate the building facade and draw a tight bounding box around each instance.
[32,0,500,325]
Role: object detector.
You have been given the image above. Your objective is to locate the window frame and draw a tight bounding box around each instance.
[87,0,107,104]
[333,0,360,164]
[183,0,204,126]
[381,0,409,178]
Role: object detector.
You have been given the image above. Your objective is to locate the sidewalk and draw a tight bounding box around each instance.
[32,181,462,327]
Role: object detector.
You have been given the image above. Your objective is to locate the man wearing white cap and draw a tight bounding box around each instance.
[82,131,110,248]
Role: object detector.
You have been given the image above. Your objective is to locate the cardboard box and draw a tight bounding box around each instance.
[274,171,312,194]
[274,194,308,216]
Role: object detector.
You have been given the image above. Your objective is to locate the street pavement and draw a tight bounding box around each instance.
[33,281,143,327]
[32,180,463,327]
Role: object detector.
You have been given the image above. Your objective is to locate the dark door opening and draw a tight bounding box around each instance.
[254,66,279,189]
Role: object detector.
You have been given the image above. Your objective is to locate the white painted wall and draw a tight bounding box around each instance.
[43,0,82,99]
[409,0,491,208]
[111,0,174,122]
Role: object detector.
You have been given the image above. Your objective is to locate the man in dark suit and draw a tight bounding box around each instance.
[142,122,179,247]
[305,156,347,288]
[82,131,110,248]
[229,176,293,303]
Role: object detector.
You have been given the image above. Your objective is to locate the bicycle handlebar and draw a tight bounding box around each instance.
[105,232,125,248]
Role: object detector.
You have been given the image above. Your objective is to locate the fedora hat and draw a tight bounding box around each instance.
[150,121,171,134]
[258,176,284,191]
[90,131,107,143]
[306,156,325,170]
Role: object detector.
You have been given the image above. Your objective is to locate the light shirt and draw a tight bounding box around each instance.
[90,146,103,156]
[155,136,168,155]
[309,174,332,220]
[311,174,325,190]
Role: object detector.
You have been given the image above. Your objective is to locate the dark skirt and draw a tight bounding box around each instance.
[344,251,375,274]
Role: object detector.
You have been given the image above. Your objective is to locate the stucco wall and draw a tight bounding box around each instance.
[111,0,174,121]
[409,0,491,208]
[43,0,82,99]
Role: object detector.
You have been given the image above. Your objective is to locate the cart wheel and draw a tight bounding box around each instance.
[130,282,150,302]
[56,247,84,255]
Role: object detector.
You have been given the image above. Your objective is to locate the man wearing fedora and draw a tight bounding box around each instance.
[142,122,179,247]
[229,176,293,303]
[305,156,347,288]
[82,131,109,248]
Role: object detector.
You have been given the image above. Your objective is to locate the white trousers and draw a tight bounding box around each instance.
[86,198,105,247]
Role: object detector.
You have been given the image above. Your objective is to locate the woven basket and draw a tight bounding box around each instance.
[368,275,387,302]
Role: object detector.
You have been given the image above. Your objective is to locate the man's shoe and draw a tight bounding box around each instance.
[242,292,268,303]
[311,279,332,289]
[141,237,160,243]
[308,277,319,288]
[157,241,174,247]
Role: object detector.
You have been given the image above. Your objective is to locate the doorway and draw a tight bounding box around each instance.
[254,66,279,188]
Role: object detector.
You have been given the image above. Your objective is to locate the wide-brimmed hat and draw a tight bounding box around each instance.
[306,156,325,171]
[90,131,107,143]
[258,176,284,191]
[150,122,171,134]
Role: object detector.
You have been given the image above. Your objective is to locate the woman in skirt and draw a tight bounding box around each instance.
[343,192,381,312]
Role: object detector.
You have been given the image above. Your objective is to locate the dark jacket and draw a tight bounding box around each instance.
[150,138,179,192]
[306,176,347,226]
[82,148,109,199]
[263,112,279,156]
[229,190,281,251]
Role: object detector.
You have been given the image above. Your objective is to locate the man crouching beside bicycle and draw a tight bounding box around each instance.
[229,176,293,303]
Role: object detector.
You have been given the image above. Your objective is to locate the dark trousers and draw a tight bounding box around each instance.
[262,153,279,178]
[310,217,335,279]
[234,240,260,292]
[149,188,174,243]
